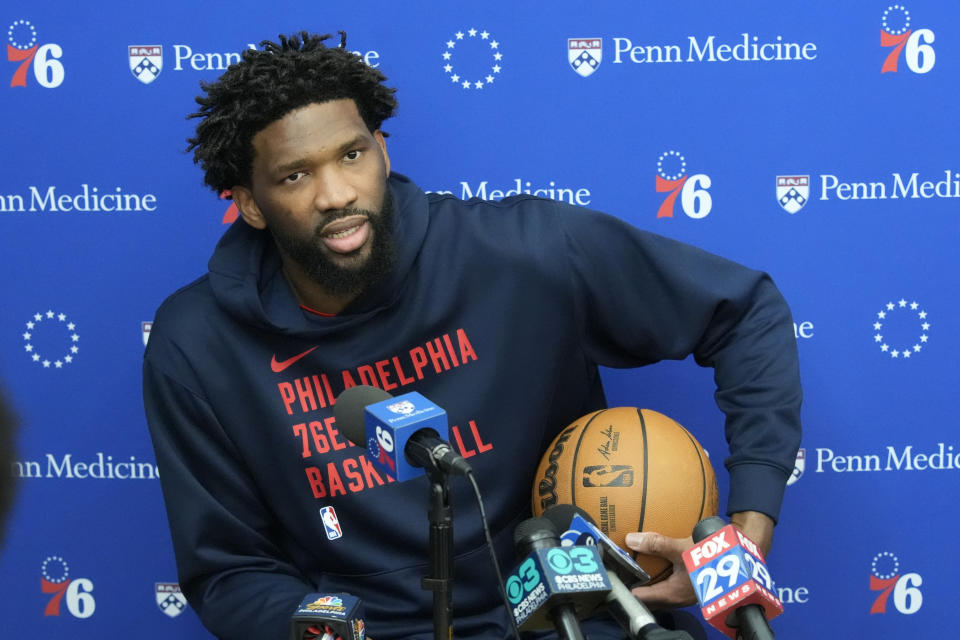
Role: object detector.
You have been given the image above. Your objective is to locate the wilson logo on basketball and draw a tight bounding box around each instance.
[536,424,578,510]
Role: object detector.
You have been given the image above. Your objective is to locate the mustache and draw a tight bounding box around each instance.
[312,207,377,234]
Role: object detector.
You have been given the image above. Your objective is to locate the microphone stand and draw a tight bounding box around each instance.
[421,467,454,640]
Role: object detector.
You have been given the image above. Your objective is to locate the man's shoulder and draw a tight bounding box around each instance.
[155,274,217,321]
[148,274,224,352]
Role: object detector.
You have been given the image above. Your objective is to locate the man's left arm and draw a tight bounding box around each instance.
[557,205,801,607]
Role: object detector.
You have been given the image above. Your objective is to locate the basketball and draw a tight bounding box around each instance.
[531,407,718,583]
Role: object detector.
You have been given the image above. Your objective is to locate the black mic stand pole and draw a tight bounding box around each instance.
[421,467,454,640]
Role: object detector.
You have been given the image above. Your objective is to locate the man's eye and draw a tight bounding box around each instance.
[285,171,305,183]
[344,150,362,161]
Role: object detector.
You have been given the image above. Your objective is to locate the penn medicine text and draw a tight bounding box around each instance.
[816,443,959,472]
[820,171,960,200]
[612,33,818,64]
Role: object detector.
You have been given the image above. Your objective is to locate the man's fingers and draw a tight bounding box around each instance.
[625,531,692,559]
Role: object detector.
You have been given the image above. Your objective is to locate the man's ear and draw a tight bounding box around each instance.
[374,130,391,177]
[230,186,266,229]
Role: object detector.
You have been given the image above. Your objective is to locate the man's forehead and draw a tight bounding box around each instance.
[252,99,370,161]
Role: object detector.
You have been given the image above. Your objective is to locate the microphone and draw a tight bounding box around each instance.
[289,593,365,640]
[682,516,782,639]
[334,385,471,481]
[506,516,611,640]
[542,504,693,640]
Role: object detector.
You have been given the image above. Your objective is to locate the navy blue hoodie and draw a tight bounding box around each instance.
[143,173,801,639]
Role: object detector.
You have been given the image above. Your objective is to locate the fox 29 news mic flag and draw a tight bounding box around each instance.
[682,517,782,639]
[334,385,469,482]
[290,593,365,640]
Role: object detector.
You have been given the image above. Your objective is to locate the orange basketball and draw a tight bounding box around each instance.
[531,407,718,583]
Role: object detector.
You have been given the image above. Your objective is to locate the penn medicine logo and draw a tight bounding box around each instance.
[155,583,187,618]
[786,448,805,486]
[129,45,162,84]
[776,175,809,214]
[655,150,712,219]
[568,38,601,77]
[880,5,935,74]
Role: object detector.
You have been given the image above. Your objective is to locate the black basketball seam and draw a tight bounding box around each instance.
[649,566,673,583]
[679,425,708,521]
[636,408,649,535]
[570,410,608,506]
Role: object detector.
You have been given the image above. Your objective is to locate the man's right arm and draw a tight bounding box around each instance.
[143,345,311,639]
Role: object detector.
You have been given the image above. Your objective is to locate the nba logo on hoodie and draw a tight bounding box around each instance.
[320,506,343,540]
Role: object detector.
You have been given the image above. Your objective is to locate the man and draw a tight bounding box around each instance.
[143,32,801,639]
[0,390,16,545]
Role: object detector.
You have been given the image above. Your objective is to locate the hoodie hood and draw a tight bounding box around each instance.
[207,172,429,336]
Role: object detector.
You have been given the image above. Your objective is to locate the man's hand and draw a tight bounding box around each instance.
[624,511,775,610]
[624,531,697,610]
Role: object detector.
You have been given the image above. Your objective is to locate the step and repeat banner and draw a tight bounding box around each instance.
[1,1,956,637]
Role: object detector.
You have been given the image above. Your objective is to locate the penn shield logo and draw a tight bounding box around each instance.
[880,5,935,74]
[870,552,923,614]
[776,175,809,214]
[786,448,805,486]
[872,299,929,360]
[129,45,162,84]
[23,310,80,369]
[569,38,602,77]
[6,19,64,88]
[155,583,187,618]
[655,150,713,219]
[142,321,152,347]
[442,28,502,90]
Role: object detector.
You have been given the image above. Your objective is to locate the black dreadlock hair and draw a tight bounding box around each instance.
[186,31,397,195]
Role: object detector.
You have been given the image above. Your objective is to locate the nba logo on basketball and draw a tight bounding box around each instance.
[320,506,342,540]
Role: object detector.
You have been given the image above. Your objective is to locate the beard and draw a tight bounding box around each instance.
[268,188,395,298]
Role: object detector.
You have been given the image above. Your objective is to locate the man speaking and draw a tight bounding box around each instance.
[143,31,801,639]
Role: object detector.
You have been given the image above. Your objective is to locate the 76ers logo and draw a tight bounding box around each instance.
[656,150,712,219]
[41,556,96,618]
[880,5,935,74]
[6,19,64,88]
[870,551,923,614]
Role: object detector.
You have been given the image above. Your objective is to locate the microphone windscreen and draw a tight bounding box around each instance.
[542,503,593,529]
[691,516,727,543]
[513,517,559,556]
[334,385,392,446]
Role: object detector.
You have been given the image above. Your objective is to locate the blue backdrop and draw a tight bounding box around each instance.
[1,1,956,637]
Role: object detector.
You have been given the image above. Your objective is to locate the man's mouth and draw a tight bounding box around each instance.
[319,215,371,254]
